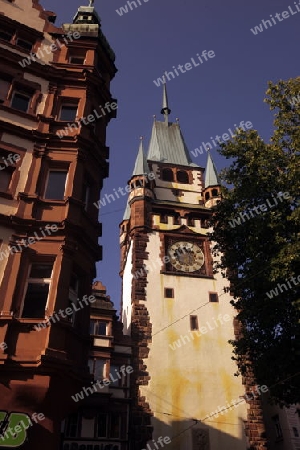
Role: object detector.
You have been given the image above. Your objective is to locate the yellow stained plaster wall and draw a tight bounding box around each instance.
[139,232,248,449]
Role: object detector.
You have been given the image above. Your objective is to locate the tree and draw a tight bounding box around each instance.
[210,77,300,406]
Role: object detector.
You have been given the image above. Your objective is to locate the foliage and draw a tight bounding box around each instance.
[210,77,300,405]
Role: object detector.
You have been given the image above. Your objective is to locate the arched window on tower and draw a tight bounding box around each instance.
[177,170,189,184]
[162,168,173,182]
[205,192,210,201]
[212,188,219,197]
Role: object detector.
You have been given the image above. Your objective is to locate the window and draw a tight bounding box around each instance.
[212,188,219,197]
[0,30,13,42]
[21,264,53,318]
[68,273,79,325]
[190,315,199,331]
[162,168,173,182]
[65,413,80,438]
[82,181,91,211]
[164,288,174,298]
[160,214,168,224]
[11,91,31,112]
[69,56,85,64]
[110,364,123,387]
[90,320,107,336]
[293,427,299,437]
[96,413,108,438]
[205,192,210,201]
[59,104,78,121]
[209,292,219,303]
[44,170,67,200]
[16,38,32,51]
[0,168,12,191]
[110,414,121,439]
[88,358,106,380]
[272,415,283,440]
[0,79,11,103]
[177,170,189,184]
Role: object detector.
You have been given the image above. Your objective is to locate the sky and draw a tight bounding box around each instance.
[41,0,299,312]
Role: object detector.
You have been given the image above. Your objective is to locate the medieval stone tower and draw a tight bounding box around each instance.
[119,86,267,450]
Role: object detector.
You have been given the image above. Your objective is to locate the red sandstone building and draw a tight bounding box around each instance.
[0,1,118,448]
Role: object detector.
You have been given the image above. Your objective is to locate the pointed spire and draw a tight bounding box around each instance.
[132,137,148,176]
[205,152,221,188]
[161,82,171,124]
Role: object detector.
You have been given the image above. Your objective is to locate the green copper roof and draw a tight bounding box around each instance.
[132,138,149,176]
[122,200,130,221]
[205,152,221,188]
[147,120,199,167]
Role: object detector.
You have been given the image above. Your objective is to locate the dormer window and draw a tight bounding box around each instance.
[162,168,173,182]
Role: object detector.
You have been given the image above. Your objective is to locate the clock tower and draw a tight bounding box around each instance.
[119,86,267,450]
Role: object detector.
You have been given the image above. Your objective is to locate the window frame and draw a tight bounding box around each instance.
[0,147,22,199]
[209,292,219,303]
[10,90,31,113]
[176,170,189,184]
[64,413,80,439]
[44,169,68,201]
[164,288,174,298]
[161,168,174,182]
[90,319,108,336]
[20,263,54,319]
[88,358,106,381]
[190,315,199,331]
[95,413,108,438]
[58,103,78,122]
[272,414,283,440]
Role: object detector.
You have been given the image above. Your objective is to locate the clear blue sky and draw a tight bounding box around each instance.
[41,0,299,311]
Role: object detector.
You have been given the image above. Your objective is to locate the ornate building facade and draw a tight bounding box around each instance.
[0,1,117,448]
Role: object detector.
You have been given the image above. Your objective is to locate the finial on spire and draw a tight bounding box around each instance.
[161,82,171,124]
[89,0,94,6]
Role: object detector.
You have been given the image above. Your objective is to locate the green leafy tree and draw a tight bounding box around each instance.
[210,77,300,406]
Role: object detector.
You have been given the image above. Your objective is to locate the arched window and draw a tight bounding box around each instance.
[177,170,189,184]
[205,192,210,201]
[162,168,173,182]
[212,188,218,197]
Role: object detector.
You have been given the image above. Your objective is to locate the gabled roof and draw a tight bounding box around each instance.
[147,120,199,167]
[205,152,221,188]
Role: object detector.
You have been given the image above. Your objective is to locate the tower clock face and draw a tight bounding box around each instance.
[167,241,205,273]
